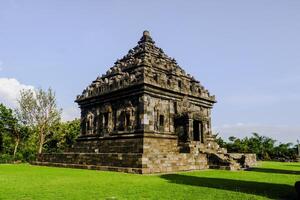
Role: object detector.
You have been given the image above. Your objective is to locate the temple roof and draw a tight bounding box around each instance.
[76,31,215,102]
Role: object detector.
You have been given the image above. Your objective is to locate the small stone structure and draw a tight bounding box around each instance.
[35,31,256,173]
[297,144,300,162]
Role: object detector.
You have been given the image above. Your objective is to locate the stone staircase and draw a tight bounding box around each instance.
[177,141,242,170]
[207,152,241,170]
[182,138,258,170]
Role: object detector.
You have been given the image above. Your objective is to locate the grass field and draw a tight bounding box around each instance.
[0,161,299,200]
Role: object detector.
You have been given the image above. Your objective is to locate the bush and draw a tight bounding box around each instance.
[216,133,298,161]
[0,154,14,163]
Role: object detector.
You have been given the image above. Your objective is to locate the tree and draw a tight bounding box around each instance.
[0,103,12,153]
[17,88,61,154]
[0,103,29,159]
[215,133,226,148]
[44,119,80,153]
[62,119,80,149]
[218,132,298,161]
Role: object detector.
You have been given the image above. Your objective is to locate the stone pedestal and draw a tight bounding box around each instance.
[35,133,210,174]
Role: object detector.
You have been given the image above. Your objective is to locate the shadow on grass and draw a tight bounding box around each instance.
[160,174,296,199]
[248,168,300,175]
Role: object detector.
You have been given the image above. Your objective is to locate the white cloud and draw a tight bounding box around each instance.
[0,78,34,108]
[213,123,300,144]
[0,77,80,121]
[61,105,80,121]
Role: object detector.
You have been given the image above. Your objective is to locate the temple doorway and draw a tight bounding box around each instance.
[174,117,188,142]
[193,120,200,141]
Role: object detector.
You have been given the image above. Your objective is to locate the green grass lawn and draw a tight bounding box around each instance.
[0,161,299,200]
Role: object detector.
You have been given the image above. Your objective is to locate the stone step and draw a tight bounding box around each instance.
[32,161,143,174]
[209,165,231,170]
[209,164,240,170]
[207,152,242,170]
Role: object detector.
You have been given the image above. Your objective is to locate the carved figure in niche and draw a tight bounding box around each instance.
[129,74,136,83]
[160,73,167,86]
[101,104,113,133]
[118,111,126,131]
[125,107,133,130]
[153,73,158,82]
[94,108,101,135]
[177,96,190,114]
[167,78,171,87]
[154,103,161,131]
[118,101,135,131]
[86,112,94,135]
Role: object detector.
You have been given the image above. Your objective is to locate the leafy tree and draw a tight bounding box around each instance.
[16,88,61,154]
[63,119,80,148]
[215,133,226,148]
[44,119,80,153]
[249,133,276,160]
[0,103,30,159]
[1,90,80,162]
[216,132,297,161]
[272,143,297,161]
[0,103,12,153]
[0,134,2,152]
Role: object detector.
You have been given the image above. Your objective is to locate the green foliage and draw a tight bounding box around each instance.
[0,103,14,152]
[44,119,80,153]
[0,154,13,163]
[273,143,298,161]
[17,88,61,153]
[0,88,80,163]
[0,103,32,160]
[214,134,226,148]
[0,162,299,199]
[216,133,298,161]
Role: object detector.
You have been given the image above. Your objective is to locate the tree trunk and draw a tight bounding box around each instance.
[38,130,45,154]
[13,138,20,159]
[38,142,43,154]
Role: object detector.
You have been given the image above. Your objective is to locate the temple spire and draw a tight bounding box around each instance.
[143,30,150,36]
[138,30,155,44]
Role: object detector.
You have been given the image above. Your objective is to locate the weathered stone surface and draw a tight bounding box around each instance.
[35,31,256,173]
[228,153,257,168]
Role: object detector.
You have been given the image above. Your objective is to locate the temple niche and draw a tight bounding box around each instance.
[35,31,256,173]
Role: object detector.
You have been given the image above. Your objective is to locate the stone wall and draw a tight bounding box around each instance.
[228,153,257,168]
[141,136,208,173]
[34,136,145,173]
[35,152,143,173]
[80,95,142,136]
[35,135,257,173]
[36,134,209,174]
[70,136,144,153]
[142,95,173,133]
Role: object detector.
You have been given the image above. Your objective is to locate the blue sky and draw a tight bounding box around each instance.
[0,0,299,143]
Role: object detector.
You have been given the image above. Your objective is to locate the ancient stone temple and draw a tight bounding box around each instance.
[35,31,256,173]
